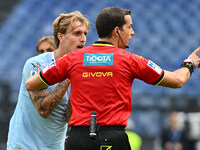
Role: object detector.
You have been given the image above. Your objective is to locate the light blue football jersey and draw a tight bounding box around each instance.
[7,52,69,150]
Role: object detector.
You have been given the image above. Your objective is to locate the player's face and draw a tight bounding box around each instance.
[37,41,56,54]
[119,15,135,49]
[62,20,88,52]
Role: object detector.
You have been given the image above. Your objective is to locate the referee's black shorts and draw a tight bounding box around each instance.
[65,126,131,150]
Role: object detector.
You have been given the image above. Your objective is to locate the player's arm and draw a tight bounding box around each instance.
[29,79,70,118]
[158,47,200,88]
[26,56,68,90]
[66,98,72,122]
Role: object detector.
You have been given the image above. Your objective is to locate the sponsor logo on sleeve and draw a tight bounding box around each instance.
[83,53,114,66]
[42,61,56,73]
[148,60,162,74]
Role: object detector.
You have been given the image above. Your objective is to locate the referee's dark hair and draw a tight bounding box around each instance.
[96,7,131,38]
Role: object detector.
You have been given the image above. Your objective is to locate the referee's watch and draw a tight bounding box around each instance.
[180,59,195,76]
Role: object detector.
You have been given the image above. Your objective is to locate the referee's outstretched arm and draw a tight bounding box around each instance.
[158,47,200,88]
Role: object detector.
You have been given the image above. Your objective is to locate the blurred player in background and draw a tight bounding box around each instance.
[7,11,89,150]
[161,111,191,150]
[36,36,56,54]
[25,7,200,150]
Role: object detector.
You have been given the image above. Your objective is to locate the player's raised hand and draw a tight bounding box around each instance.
[188,47,200,68]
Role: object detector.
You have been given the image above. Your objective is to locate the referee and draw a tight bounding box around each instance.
[26,7,200,150]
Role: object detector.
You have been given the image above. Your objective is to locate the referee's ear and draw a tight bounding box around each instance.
[113,26,120,37]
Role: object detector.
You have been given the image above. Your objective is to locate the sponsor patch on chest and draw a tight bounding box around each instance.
[83,53,114,66]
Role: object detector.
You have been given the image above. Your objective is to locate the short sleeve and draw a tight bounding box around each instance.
[23,58,38,82]
[40,54,69,85]
[130,54,164,85]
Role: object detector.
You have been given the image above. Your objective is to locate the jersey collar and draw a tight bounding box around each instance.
[92,41,114,47]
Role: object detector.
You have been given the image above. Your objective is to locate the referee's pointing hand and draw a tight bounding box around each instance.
[188,47,200,68]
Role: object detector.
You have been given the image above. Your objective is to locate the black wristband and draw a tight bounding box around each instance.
[180,59,194,76]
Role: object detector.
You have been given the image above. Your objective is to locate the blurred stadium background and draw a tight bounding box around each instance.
[0,0,200,149]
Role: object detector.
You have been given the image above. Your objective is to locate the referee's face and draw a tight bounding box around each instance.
[61,20,88,53]
[118,15,134,49]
